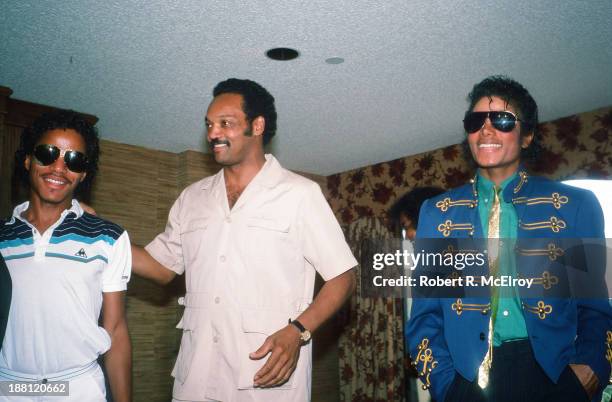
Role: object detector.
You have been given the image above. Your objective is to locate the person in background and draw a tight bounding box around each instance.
[0,110,132,402]
[390,186,445,402]
[407,75,611,402]
[390,187,446,242]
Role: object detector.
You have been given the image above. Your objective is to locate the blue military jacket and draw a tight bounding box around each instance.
[406,169,612,402]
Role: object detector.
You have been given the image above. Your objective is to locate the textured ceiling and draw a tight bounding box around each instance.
[1,0,611,175]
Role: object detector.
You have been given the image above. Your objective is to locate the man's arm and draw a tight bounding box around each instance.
[102,291,131,402]
[78,201,181,286]
[569,189,611,399]
[250,268,356,387]
[131,245,176,285]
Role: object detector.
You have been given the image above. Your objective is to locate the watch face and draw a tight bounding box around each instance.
[301,330,312,343]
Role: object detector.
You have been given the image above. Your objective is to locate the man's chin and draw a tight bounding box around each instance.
[213,154,236,166]
[35,191,74,206]
[474,157,501,167]
[44,198,72,206]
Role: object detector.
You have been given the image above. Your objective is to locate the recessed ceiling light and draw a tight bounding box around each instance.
[325,57,344,65]
[266,48,299,61]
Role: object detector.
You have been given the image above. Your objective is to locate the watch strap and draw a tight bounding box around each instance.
[289,319,307,333]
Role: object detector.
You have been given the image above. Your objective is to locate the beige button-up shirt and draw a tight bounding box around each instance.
[147,155,357,402]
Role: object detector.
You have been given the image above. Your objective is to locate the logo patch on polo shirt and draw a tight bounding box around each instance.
[75,248,88,258]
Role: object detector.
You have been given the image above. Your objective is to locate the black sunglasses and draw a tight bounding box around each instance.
[463,111,522,133]
[33,144,88,173]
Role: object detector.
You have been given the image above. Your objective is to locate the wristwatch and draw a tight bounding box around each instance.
[289,319,311,343]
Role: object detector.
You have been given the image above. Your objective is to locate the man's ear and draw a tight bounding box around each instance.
[252,116,265,138]
[24,155,31,171]
[521,131,534,149]
[80,172,87,183]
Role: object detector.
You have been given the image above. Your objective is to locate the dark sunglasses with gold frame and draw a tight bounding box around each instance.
[32,144,89,173]
[463,110,523,134]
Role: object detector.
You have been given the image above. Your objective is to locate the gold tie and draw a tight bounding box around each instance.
[478,187,501,389]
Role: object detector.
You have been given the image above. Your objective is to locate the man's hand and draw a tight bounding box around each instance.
[569,364,599,399]
[78,201,97,215]
[247,269,355,388]
[249,324,302,387]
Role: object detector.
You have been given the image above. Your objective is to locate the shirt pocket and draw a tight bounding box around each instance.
[237,308,297,390]
[245,217,293,269]
[179,218,209,266]
[247,217,291,233]
[172,307,200,384]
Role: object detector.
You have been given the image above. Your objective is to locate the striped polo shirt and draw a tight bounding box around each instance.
[0,200,131,376]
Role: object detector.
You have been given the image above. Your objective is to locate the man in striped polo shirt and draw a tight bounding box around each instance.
[0,111,132,402]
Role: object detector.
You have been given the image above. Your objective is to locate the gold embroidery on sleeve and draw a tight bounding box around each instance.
[606,331,612,384]
[414,338,438,390]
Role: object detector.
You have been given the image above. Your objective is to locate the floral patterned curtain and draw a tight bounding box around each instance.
[332,106,612,402]
[339,216,407,402]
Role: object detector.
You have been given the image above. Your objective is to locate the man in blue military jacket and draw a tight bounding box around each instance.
[407,76,611,402]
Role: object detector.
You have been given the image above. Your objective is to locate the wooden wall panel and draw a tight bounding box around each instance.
[90,140,184,401]
[0,126,22,218]
[92,141,160,244]
[178,149,219,191]
[0,87,10,218]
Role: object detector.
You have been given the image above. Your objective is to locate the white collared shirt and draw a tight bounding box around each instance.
[0,200,131,375]
[147,155,357,402]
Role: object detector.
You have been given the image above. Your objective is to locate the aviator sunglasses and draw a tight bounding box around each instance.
[463,111,522,133]
[33,144,88,173]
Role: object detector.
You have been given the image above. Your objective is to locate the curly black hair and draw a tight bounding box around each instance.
[389,186,445,228]
[461,75,542,164]
[15,110,100,198]
[213,78,277,145]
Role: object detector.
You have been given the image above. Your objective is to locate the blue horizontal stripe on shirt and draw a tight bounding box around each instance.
[0,237,34,250]
[45,252,108,264]
[3,252,35,261]
[50,233,117,246]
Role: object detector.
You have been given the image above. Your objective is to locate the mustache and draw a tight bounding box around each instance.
[210,139,230,149]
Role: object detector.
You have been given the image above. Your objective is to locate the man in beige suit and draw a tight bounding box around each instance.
[132,78,357,402]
